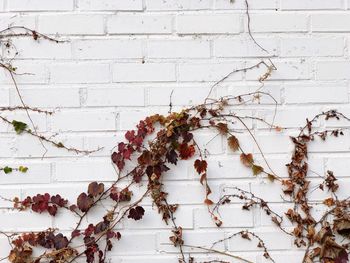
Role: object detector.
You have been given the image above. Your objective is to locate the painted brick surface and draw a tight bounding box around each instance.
[0,0,349,262]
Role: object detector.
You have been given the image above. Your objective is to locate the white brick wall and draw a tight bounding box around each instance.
[0,0,350,262]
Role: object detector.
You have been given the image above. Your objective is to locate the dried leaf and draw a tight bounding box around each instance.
[240,153,254,167]
[252,165,264,176]
[227,135,239,151]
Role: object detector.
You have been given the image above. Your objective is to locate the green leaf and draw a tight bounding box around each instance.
[12,120,27,134]
[19,166,28,173]
[3,166,13,174]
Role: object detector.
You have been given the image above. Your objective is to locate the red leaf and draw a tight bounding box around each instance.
[47,205,57,216]
[128,206,145,221]
[125,130,135,142]
[77,193,93,212]
[179,143,195,160]
[194,159,207,174]
[71,230,80,238]
[204,198,214,206]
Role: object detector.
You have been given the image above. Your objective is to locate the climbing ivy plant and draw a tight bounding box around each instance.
[1,2,350,263]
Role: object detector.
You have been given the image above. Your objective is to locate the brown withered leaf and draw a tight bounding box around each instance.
[307,225,316,240]
[216,122,228,134]
[267,174,276,182]
[227,135,239,151]
[282,180,294,195]
[240,231,251,240]
[200,173,207,185]
[204,198,214,206]
[323,197,335,207]
[240,153,253,167]
[88,182,104,197]
[9,246,32,263]
[321,237,346,262]
[77,193,93,212]
[252,164,264,176]
[271,216,281,226]
[334,219,350,238]
[138,150,152,165]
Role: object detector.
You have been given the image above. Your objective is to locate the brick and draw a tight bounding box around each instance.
[214,0,277,10]
[250,13,308,32]
[146,0,212,10]
[84,133,124,157]
[158,231,225,252]
[7,38,71,59]
[0,162,51,184]
[245,60,310,80]
[113,63,176,82]
[148,87,210,106]
[0,111,47,133]
[120,257,178,263]
[257,108,322,128]
[281,0,344,10]
[179,62,243,82]
[221,84,282,104]
[78,0,143,11]
[13,134,85,158]
[86,87,144,106]
[285,85,348,104]
[261,251,305,263]
[10,87,80,107]
[0,188,21,207]
[195,205,254,228]
[0,137,14,157]
[38,14,104,35]
[227,229,293,251]
[125,206,193,229]
[0,210,52,231]
[54,160,116,182]
[308,130,350,153]
[119,110,162,130]
[323,107,350,127]
[0,236,12,258]
[148,39,210,58]
[316,61,350,80]
[214,37,279,57]
[107,14,173,34]
[8,0,74,11]
[164,182,221,204]
[51,110,116,132]
[0,14,35,28]
[177,14,240,34]
[110,232,157,254]
[194,131,224,154]
[0,62,49,84]
[312,14,350,32]
[254,133,294,154]
[281,37,344,57]
[73,39,143,59]
[0,87,9,106]
[327,157,350,178]
[50,63,110,84]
